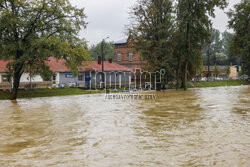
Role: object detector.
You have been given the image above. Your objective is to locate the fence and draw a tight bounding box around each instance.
[0,83,11,90]
[0,82,52,90]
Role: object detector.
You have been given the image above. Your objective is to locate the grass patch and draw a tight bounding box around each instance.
[0,88,103,100]
[0,80,249,100]
[188,80,249,88]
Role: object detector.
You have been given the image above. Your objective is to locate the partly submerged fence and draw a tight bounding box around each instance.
[0,83,11,90]
[0,82,52,90]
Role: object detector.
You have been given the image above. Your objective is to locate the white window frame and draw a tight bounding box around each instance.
[2,74,10,83]
[117,53,121,62]
[129,52,133,62]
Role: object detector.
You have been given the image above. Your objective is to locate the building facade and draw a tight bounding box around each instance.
[0,58,132,89]
[114,38,144,72]
[203,65,238,79]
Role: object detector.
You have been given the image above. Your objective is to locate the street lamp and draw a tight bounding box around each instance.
[101,37,109,84]
[101,36,109,72]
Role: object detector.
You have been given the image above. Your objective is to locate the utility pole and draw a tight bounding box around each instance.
[207,45,210,79]
[101,39,104,72]
[29,64,32,89]
[101,37,109,84]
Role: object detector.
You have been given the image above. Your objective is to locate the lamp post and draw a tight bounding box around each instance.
[101,37,109,72]
[101,37,109,84]
[207,44,210,79]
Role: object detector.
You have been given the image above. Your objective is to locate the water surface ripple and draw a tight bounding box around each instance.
[0,86,249,166]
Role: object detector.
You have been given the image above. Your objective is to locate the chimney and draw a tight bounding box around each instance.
[109,58,112,63]
[98,56,101,64]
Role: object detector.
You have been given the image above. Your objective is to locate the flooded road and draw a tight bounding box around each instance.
[0,86,249,167]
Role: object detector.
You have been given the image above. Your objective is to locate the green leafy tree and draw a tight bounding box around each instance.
[0,0,89,99]
[213,64,219,77]
[128,0,176,87]
[206,29,223,65]
[90,42,114,61]
[38,64,54,81]
[176,0,227,90]
[215,52,228,65]
[225,65,231,78]
[228,0,250,76]
[197,63,204,77]
[221,31,239,65]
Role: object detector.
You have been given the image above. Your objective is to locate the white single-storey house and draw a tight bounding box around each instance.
[0,57,132,89]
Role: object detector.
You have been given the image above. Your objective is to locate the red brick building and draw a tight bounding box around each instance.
[114,38,144,72]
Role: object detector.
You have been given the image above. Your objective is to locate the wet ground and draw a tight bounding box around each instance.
[0,86,249,166]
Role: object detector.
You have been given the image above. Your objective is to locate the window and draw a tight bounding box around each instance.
[2,75,10,83]
[78,74,84,81]
[129,52,133,62]
[52,75,56,84]
[65,74,77,78]
[117,53,121,62]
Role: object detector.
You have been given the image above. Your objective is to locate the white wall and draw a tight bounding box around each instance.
[20,73,43,82]
[56,72,60,84]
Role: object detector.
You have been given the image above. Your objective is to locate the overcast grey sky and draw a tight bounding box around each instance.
[70,0,239,45]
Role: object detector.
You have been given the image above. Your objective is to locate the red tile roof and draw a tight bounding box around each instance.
[0,60,11,72]
[0,58,132,73]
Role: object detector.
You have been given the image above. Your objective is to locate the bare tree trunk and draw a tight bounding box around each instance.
[184,0,191,90]
[184,60,188,90]
[184,22,190,90]
[29,64,32,89]
[207,45,210,78]
[10,51,24,100]
[176,56,181,90]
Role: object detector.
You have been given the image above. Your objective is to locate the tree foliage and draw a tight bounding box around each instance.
[221,31,240,65]
[225,65,230,78]
[202,30,241,66]
[128,0,228,89]
[213,64,219,77]
[175,0,227,89]
[215,52,228,65]
[128,0,176,86]
[0,0,89,99]
[228,0,250,76]
[89,42,114,61]
[209,29,223,65]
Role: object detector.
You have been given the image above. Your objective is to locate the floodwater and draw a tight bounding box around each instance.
[0,86,249,167]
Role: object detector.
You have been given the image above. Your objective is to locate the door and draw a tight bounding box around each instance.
[85,73,90,87]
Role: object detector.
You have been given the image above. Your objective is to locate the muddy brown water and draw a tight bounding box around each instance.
[0,86,249,167]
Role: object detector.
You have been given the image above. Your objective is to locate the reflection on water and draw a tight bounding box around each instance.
[0,86,249,166]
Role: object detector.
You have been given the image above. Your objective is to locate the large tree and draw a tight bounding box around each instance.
[228,0,250,76]
[210,29,223,65]
[176,0,227,89]
[128,0,176,87]
[202,29,227,67]
[89,41,114,61]
[0,0,88,99]
[221,31,239,65]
